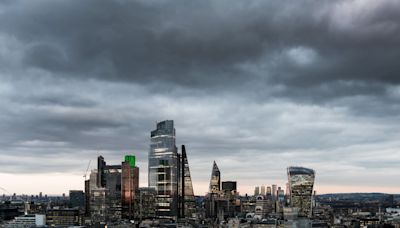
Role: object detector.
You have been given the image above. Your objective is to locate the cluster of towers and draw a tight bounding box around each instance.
[203,163,316,222]
[84,120,196,224]
[84,155,140,223]
[254,184,286,202]
[83,120,316,225]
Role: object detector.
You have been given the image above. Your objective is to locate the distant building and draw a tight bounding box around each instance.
[222,181,237,195]
[121,155,139,219]
[104,164,122,221]
[267,186,272,197]
[89,187,107,224]
[285,182,290,197]
[97,156,106,188]
[46,208,80,227]
[272,184,277,201]
[278,189,285,202]
[209,161,221,193]
[69,190,85,209]
[84,180,90,216]
[254,186,260,196]
[261,185,266,195]
[4,214,45,228]
[287,166,315,218]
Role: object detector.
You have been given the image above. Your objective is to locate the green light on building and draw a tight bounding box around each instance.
[124,155,136,167]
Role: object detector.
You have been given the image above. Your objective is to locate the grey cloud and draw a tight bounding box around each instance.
[1,0,399,96]
[0,0,400,194]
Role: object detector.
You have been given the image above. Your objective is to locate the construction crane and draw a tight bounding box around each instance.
[83,160,91,181]
[0,186,11,201]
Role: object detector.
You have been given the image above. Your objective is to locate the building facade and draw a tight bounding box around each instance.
[209,161,221,194]
[149,120,179,219]
[121,155,139,219]
[287,166,315,218]
[69,190,85,210]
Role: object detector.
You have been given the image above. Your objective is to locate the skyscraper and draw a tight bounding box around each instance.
[121,155,139,219]
[209,161,221,193]
[272,184,277,201]
[254,186,260,196]
[267,186,272,197]
[179,145,196,218]
[104,164,122,222]
[97,156,106,188]
[149,120,178,218]
[89,156,123,222]
[69,190,85,209]
[261,185,266,195]
[286,182,290,197]
[287,166,315,218]
[205,161,222,219]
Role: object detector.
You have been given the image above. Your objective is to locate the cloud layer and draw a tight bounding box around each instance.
[0,0,400,195]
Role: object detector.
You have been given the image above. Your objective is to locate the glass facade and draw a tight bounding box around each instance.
[149,120,178,218]
[180,145,196,218]
[287,166,315,218]
[121,160,139,219]
[209,161,221,193]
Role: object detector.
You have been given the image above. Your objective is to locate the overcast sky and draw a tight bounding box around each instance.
[1,0,400,195]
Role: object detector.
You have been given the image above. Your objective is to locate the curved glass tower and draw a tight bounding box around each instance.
[287,166,315,218]
[149,120,178,218]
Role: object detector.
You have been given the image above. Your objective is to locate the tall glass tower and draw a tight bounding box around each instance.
[180,145,196,218]
[149,120,178,218]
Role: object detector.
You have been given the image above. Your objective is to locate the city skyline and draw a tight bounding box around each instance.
[1,0,400,196]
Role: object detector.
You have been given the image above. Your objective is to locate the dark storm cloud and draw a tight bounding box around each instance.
[1,0,399,98]
[1,0,400,193]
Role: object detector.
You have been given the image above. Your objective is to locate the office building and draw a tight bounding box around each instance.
[134,187,157,220]
[209,161,221,193]
[261,185,266,195]
[149,120,179,218]
[267,186,272,197]
[272,184,277,201]
[121,155,139,219]
[278,189,285,202]
[104,164,122,221]
[88,157,123,223]
[286,182,290,197]
[179,145,196,218]
[4,214,46,228]
[254,186,260,196]
[69,190,85,210]
[287,166,315,218]
[97,156,106,188]
[46,209,80,227]
[89,187,107,224]
[222,181,237,195]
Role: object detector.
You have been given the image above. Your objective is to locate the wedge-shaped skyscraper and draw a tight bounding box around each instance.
[179,145,196,218]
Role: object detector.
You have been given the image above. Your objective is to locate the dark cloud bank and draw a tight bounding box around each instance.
[0,0,400,193]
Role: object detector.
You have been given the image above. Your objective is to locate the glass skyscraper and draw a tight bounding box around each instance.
[179,145,196,218]
[287,166,315,218]
[209,161,221,193]
[149,120,178,218]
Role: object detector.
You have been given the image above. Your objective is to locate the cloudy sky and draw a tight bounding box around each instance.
[1,0,400,195]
